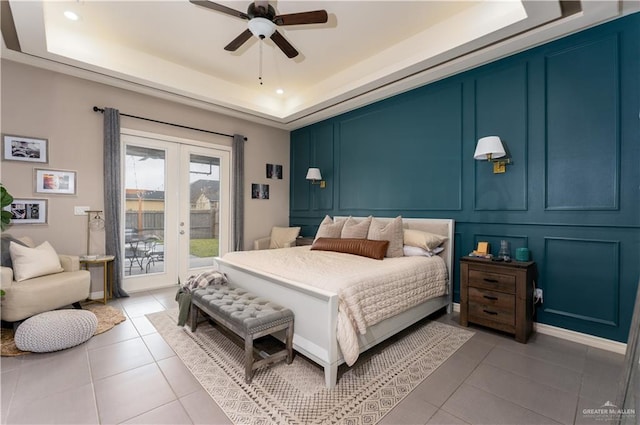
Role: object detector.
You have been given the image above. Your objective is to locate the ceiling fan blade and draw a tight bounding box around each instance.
[224,29,253,51]
[189,0,250,20]
[270,30,298,58]
[273,10,328,26]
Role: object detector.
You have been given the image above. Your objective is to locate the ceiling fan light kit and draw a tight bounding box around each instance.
[248,17,276,39]
[190,0,328,59]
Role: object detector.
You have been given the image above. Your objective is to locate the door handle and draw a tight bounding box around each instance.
[180,230,185,235]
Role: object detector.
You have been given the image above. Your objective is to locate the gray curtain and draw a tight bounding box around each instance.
[232,134,245,251]
[103,108,128,298]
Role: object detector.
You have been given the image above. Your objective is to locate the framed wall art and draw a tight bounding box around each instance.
[251,183,269,199]
[2,135,48,163]
[34,168,77,195]
[266,163,283,179]
[3,198,48,224]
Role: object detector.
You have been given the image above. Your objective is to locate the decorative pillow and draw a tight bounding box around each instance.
[9,241,64,282]
[269,226,301,249]
[311,238,389,260]
[367,216,404,258]
[403,229,447,251]
[341,216,372,239]
[314,215,346,241]
[1,235,27,268]
[403,245,445,257]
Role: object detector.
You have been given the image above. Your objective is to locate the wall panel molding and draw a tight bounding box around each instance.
[543,237,620,327]
[473,62,529,211]
[544,34,621,211]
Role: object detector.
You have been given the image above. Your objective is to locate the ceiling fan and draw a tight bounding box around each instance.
[190,0,328,59]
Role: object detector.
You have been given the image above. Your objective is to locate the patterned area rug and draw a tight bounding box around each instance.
[148,309,473,425]
[1,304,126,356]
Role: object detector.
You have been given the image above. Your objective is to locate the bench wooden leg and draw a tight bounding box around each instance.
[285,321,294,364]
[245,335,254,384]
[190,304,199,332]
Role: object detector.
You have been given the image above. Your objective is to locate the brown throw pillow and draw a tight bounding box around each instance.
[311,238,390,260]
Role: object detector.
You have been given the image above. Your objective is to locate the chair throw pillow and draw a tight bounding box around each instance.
[9,241,64,282]
[269,226,301,249]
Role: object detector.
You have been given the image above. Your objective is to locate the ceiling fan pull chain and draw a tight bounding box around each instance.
[258,40,264,85]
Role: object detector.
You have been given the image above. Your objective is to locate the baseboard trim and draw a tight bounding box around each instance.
[89,290,105,301]
[534,322,627,355]
[451,302,626,355]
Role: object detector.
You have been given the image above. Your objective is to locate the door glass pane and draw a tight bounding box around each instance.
[124,146,166,276]
[189,154,220,269]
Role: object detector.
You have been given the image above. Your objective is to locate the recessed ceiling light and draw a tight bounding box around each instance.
[276,89,284,95]
[64,11,79,21]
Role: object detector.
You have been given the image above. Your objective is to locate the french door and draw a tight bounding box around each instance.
[121,130,231,292]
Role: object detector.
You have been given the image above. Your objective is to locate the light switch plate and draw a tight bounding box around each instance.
[74,206,90,216]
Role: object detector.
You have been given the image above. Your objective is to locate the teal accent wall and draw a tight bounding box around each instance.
[289,13,640,343]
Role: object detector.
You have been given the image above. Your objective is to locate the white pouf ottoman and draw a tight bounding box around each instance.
[15,309,98,353]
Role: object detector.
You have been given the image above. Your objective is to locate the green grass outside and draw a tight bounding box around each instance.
[190,238,219,257]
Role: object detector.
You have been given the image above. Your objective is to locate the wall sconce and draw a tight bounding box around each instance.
[306,167,326,188]
[474,136,512,174]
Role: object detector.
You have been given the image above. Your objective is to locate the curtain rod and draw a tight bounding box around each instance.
[92,106,247,141]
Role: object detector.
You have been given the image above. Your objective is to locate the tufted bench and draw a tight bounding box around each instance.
[190,285,294,383]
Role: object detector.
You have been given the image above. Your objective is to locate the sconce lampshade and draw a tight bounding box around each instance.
[306,168,322,181]
[474,136,506,160]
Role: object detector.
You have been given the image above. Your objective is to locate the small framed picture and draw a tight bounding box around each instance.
[34,168,77,195]
[3,198,47,224]
[251,183,269,199]
[2,135,48,163]
[266,163,283,180]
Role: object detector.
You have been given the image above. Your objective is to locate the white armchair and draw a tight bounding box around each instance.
[253,226,301,250]
[0,236,90,323]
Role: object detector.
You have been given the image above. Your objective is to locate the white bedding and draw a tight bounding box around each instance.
[221,246,448,365]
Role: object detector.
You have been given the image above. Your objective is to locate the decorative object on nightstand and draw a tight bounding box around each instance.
[459,256,536,343]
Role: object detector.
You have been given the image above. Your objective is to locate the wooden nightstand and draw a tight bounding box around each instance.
[459,256,536,343]
[295,237,314,246]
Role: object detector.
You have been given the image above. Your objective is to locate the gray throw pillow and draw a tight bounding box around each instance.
[1,234,27,268]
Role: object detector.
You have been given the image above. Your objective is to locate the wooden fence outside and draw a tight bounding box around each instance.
[125,209,218,240]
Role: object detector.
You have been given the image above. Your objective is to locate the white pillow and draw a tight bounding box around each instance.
[269,226,301,249]
[403,245,445,257]
[314,215,345,241]
[341,216,372,239]
[367,216,404,258]
[10,241,64,282]
[403,229,447,251]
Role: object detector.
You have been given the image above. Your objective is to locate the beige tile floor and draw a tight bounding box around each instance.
[0,286,626,425]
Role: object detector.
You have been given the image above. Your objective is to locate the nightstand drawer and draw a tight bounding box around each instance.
[468,287,515,313]
[468,269,516,293]
[468,301,515,327]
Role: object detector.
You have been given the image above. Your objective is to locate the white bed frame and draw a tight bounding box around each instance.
[215,217,454,388]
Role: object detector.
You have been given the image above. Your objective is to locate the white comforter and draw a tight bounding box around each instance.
[221,246,448,365]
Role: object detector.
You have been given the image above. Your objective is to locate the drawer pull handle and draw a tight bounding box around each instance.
[483,278,499,283]
[483,295,498,301]
[483,309,498,315]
